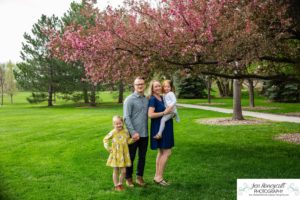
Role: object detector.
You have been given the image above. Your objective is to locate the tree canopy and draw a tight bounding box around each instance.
[48,0,299,83]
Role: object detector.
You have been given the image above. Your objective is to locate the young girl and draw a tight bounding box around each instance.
[153,80,180,140]
[103,115,134,191]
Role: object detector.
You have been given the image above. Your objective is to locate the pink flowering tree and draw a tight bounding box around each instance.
[50,0,293,80]
[119,0,293,119]
[48,2,152,103]
[48,0,295,116]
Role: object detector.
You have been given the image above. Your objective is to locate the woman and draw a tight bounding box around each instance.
[148,80,174,186]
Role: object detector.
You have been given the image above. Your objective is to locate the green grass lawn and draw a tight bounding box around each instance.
[1,92,300,200]
[178,90,300,114]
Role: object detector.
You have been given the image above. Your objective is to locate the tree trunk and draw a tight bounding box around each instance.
[232,79,244,120]
[53,92,56,103]
[248,79,255,107]
[48,64,54,107]
[216,79,225,97]
[90,85,96,107]
[48,84,53,107]
[230,79,234,96]
[1,84,3,106]
[10,94,13,104]
[83,88,89,103]
[118,80,124,104]
[217,78,233,97]
[224,80,230,97]
[207,76,212,104]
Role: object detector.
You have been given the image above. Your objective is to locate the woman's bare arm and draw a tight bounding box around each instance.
[148,106,174,119]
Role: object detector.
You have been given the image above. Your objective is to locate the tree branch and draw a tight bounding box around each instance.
[259,56,299,64]
[200,71,300,82]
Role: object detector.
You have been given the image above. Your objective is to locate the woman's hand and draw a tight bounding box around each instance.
[164,105,174,115]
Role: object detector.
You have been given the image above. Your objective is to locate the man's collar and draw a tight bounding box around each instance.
[133,91,144,97]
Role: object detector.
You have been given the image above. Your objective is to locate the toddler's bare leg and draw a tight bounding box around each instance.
[153,113,173,139]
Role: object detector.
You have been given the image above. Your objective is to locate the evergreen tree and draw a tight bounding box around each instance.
[178,75,207,99]
[60,1,98,106]
[15,13,88,106]
[262,80,300,102]
[15,15,63,106]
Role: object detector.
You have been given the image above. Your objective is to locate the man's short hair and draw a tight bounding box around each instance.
[134,76,145,83]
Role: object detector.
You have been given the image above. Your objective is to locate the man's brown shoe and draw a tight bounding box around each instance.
[136,176,146,187]
[126,178,134,187]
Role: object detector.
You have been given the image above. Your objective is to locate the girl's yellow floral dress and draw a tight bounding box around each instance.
[103,129,134,167]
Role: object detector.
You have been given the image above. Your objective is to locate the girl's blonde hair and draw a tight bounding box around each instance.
[148,80,161,97]
[162,80,176,94]
[112,115,123,124]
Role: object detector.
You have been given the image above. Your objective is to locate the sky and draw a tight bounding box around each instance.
[0,0,124,63]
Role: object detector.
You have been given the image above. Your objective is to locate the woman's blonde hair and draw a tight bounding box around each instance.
[148,80,161,97]
[162,80,176,94]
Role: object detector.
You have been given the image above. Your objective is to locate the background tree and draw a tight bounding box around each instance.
[205,75,212,104]
[15,14,63,106]
[47,0,299,114]
[15,13,89,106]
[245,79,255,108]
[262,80,300,102]
[216,78,233,98]
[103,0,293,120]
[232,79,244,120]
[48,2,153,104]
[178,74,207,99]
[4,61,17,104]
[127,0,296,120]
[0,63,5,106]
[61,1,99,105]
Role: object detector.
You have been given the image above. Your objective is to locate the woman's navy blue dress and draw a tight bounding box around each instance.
[148,95,174,150]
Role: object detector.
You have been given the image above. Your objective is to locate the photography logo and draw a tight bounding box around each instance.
[237,179,300,200]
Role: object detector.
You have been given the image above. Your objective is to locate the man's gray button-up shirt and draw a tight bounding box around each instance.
[123,92,149,137]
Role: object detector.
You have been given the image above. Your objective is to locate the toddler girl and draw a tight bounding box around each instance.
[103,115,134,191]
[153,80,180,140]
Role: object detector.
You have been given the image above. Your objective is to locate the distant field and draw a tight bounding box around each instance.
[0,91,131,106]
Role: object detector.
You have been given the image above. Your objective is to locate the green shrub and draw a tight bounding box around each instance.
[178,75,207,99]
[262,80,300,102]
[26,92,47,104]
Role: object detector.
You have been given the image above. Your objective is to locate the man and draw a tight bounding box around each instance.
[123,77,149,187]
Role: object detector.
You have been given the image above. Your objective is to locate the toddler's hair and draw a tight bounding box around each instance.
[162,80,176,94]
[112,115,123,123]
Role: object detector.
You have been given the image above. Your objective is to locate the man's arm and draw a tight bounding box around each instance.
[123,98,136,136]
